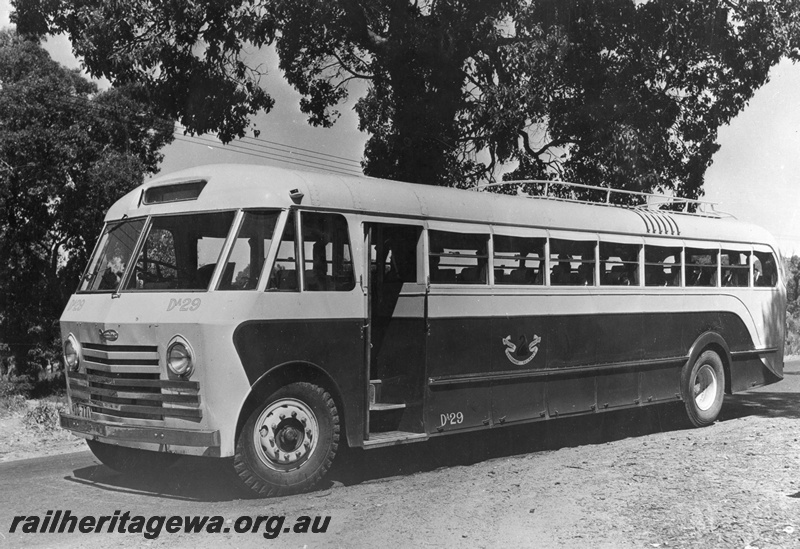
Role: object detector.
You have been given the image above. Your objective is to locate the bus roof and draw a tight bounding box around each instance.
[108,164,778,249]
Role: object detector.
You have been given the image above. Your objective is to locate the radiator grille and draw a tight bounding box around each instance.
[68,343,201,421]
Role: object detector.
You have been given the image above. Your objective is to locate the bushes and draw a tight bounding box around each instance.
[0,394,27,415]
[0,371,66,423]
[785,255,800,356]
[786,311,800,356]
[29,370,66,399]
[0,375,33,398]
[23,400,66,431]
[0,370,65,400]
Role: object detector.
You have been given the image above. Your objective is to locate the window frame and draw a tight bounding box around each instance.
[427,227,491,286]
[214,209,283,291]
[491,229,547,286]
[78,217,149,294]
[548,233,598,287]
[297,210,357,292]
[753,245,780,288]
[599,240,643,287]
[120,209,240,293]
[643,240,684,288]
[264,209,299,292]
[685,244,720,288]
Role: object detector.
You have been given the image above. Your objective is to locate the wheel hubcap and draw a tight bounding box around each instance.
[254,398,319,471]
[693,363,718,411]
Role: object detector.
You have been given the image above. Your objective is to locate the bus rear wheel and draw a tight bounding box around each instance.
[234,382,339,497]
[681,349,725,427]
[86,439,179,473]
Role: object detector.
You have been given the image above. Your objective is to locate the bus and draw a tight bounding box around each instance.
[59,164,786,496]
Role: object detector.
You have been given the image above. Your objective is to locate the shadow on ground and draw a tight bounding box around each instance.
[328,403,692,488]
[66,381,800,502]
[720,390,800,421]
[67,402,691,502]
[68,455,245,503]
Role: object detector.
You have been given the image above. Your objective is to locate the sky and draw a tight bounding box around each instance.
[2,3,800,256]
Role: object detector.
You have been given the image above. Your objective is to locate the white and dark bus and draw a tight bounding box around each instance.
[59,164,785,496]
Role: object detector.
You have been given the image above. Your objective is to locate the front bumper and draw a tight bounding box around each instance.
[60,413,220,455]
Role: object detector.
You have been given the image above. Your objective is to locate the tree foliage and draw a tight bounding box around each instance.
[784,255,800,355]
[0,29,173,375]
[13,0,800,195]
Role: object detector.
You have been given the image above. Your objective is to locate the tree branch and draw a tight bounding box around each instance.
[331,52,374,80]
[339,0,389,53]
[519,131,574,158]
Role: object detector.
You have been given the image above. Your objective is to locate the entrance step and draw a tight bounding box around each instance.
[368,401,406,432]
[369,402,406,412]
[368,379,382,405]
[363,430,429,449]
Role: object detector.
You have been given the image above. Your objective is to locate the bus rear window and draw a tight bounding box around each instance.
[126,211,236,291]
[754,251,778,287]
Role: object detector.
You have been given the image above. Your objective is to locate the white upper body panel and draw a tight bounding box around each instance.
[108,164,779,252]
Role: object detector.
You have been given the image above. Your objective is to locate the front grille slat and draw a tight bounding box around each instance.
[81,373,198,390]
[83,348,160,363]
[72,398,203,419]
[69,381,200,404]
[82,361,162,374]
[71,343,202,421]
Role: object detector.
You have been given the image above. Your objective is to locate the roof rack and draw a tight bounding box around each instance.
[473,179,724,218]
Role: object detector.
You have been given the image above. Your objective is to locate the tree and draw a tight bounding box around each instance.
[13,0,800,195]
[0,29,174,377]
[783,255,800,355]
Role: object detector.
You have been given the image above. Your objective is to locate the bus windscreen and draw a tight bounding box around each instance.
[79,219,146,293]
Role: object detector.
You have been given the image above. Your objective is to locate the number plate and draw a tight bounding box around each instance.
[74,403,92,418]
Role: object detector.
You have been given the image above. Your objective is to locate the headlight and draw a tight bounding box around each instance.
[167,339,193,376]
[64,334,80,371]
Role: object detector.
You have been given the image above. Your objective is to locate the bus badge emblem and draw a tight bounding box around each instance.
[502,334,542,366]
[99,329,119,342]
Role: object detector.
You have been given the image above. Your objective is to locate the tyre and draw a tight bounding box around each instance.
[681,349,725,427]
[234,382,339,497]
[87,439,179,472]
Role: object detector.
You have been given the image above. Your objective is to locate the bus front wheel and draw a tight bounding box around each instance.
[681,349,725,427]
[234,382,340,496]
[87,439,179,473]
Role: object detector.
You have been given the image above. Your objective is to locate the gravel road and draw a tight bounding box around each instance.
[1,360,799,548]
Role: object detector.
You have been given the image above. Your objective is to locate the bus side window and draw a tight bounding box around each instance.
[300,212,355,292]
[219,211,280,290]
[600,242,640,286]
[493,234,545,285]
[753,251,778,287]
[267,213,299,291]
[686,248,718,287]
[550,239,595,286]
[644,245,681,287]
[721,250,750,288]
[429,231,489,284]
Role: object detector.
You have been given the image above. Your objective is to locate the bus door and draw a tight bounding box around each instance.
[364,223,426,438]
